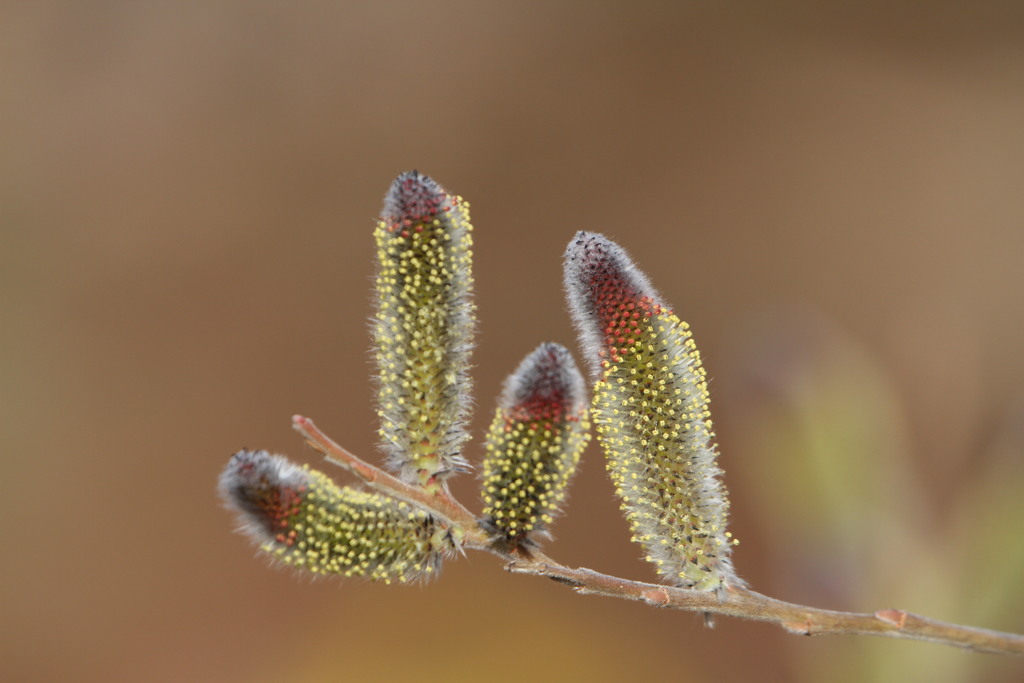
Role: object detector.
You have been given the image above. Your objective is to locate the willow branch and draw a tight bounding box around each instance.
[504,554,1024,655]
[294,414,1024,657]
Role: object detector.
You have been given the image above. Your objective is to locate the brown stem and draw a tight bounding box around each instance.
[294,414,1024,657]
[503,556,1024,655]
[291,415,489,547]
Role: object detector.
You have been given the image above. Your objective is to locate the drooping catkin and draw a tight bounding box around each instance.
[219,450,448,583]
[563,232,739,591]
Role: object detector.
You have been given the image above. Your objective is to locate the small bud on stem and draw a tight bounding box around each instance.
[481,343,590,550]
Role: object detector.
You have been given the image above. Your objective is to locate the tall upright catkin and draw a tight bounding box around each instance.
[373,171,476,491]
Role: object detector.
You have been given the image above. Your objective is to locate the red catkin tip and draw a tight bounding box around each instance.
[381,170,449,232]
[563,232,663,377]
[500,342,586,423]
[219,450,311,541]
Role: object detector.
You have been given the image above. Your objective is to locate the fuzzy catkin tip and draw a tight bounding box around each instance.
[481,343,590,549]
[563,231,661,380]
[373,171,476,490]
[563,232,740,591]
[219,450,447,583]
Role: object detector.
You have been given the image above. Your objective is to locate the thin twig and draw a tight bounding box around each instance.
[291,415,489,546]
[294,414,1024,657]
[503,556,1024,655]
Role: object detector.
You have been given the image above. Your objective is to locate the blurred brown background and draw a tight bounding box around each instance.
[4,1,1024,681]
